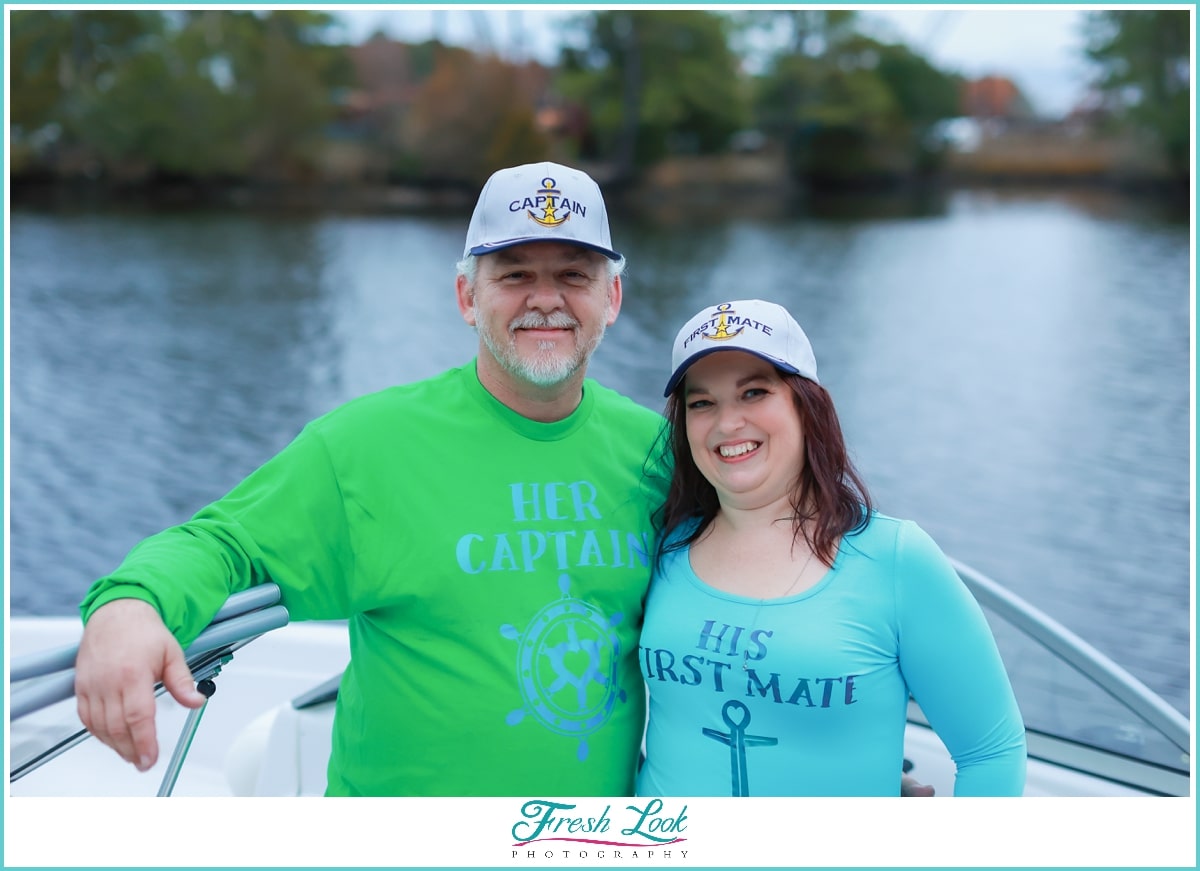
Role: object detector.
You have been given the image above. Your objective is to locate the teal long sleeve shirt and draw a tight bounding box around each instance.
[636,513,1027,796]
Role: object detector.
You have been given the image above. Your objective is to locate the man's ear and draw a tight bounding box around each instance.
[456,274,476,326]
[606,275,623,326]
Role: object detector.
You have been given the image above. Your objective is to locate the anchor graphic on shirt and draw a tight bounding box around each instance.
[702,699,778,796]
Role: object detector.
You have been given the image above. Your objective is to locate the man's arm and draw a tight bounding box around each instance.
[74,599,206,771]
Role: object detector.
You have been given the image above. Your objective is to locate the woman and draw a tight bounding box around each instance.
[637,299,1026,796]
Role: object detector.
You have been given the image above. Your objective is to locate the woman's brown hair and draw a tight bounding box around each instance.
[652,371,872,568]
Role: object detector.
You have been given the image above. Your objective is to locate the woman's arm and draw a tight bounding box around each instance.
[893,521,1027,796]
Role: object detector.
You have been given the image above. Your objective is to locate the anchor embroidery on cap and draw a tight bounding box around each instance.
[528,177,571,228]
[703,303,746,342]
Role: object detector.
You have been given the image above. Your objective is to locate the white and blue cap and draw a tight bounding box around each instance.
[463,161,622,261]
[664,299,820,397]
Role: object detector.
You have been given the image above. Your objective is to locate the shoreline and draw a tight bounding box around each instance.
[9,170,1185,219]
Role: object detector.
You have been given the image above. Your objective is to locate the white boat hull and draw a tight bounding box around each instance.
[8,616,1176,798]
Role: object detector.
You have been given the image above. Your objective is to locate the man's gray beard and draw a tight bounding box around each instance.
[475,305,607,387]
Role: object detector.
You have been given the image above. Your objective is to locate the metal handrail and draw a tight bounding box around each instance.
[951,558,1191,755]
[9,646,238,784]
[9,584,290,789]
[8,585,288,721]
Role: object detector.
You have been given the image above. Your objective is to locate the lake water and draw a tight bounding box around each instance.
[6,188,1192,718]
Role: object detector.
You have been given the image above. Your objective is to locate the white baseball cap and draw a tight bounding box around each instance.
[463,161,622,260]
[664,299,819,396]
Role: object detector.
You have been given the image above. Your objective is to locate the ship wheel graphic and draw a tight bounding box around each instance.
[500,573,627,761]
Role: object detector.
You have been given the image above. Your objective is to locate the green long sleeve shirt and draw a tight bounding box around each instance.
[82,362,668,796]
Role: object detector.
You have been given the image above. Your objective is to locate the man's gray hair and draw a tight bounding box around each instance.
[455,252,627,285]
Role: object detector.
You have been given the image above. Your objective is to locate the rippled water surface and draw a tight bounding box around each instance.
[7,190,1192,717]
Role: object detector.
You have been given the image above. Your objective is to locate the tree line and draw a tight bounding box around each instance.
[8,9,1190,191]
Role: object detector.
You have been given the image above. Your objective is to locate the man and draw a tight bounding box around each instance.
[75,161,666,796]
[75,161,933,797]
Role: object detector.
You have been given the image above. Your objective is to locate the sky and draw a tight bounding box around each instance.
[858,7,1094,116]
[332,4,1098,118]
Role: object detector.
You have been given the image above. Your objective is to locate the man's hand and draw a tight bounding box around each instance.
[74,599,205,771]
[901,774,935,797]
